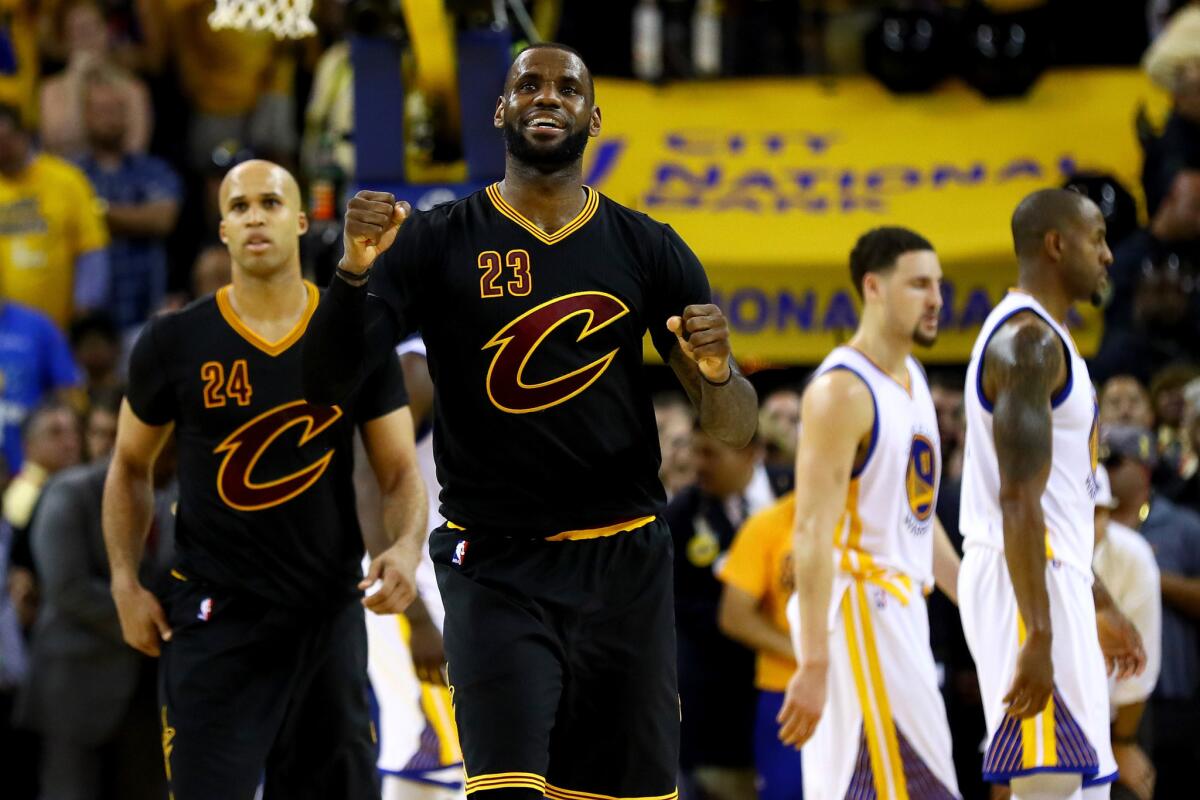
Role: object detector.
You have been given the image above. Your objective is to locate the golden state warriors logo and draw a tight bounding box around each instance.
[906,435,937,522]
[214,400,343,511]
[483,291,630,414]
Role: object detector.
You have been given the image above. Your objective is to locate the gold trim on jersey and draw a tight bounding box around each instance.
[545,784,680,800]
[465,772,547,795]
[445,515,656,542]
[216,281,319,357]
[485,183,599,245]
[845,582,911,800]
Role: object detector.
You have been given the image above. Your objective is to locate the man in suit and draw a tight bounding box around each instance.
[16,440,176,799]
[665,428,790,800]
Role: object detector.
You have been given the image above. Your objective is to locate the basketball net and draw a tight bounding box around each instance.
[207,0,317,39]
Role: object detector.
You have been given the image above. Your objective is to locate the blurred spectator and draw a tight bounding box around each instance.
[76,67,181,332]
[1164,377,1200,513]
[1100,374,1156,428]
[39,1,153,159]
[163,0,297,221]
[717,493,802,800]
[1150,363,1200,479]
[0,519,37,800]
[302,0,353,180]
[0,300,82,475]
[40,0,168,74]
[70,312,123,396]
[1141,3,1200,216]
[1094,171,1200,386]
[191,243,233,299]
[930,371,966,482]
[15,452,175,800]
[1093,464,1162,800]
[757,387,800,472]
[3,399,85,542]
[666,430,787,800]
[1102,424,1200,799]
[655,392,696,500]
[84,387,121,462]
[0,103,111,329]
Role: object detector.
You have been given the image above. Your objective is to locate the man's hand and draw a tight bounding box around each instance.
[111,578,171,657]
[777,662,828,749]
[667,304,733,383]
[409,617,447,685]
[1113,742,1155,800]
[1097,605,1147,680]
[1003,630,1053,719]
[360,545,418,615]
[342,191,411,274]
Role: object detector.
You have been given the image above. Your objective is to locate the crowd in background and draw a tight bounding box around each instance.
[0,0,1197,798]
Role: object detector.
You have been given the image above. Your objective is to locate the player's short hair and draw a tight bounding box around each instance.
[1010,188,1090,260]
[510,42,595,98]
[848,226,934,298]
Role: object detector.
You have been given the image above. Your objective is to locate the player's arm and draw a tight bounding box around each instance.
[718,585,794,662]
[932,515,960,605]
[302,192,409,406]
[358,406,427,615]
[666,310,757,448]
[399,351,435,431]
[102,401,174,656]
[405,593,447,685]
[982,315,1064,719]
[777,371,874,748]
[1094,574,1147,679]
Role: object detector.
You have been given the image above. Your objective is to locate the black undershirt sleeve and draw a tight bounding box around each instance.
[301,277,399,406]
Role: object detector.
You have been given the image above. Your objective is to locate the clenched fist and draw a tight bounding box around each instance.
[341,191,411,274]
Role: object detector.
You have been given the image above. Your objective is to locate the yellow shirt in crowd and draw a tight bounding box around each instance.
[0,154,108,327]
[719,493,797,692]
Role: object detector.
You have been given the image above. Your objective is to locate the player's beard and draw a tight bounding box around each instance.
[912,323,938,348]
[503,118,590,172]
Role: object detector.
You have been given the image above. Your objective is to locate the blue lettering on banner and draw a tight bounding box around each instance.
[711,282,1007,334]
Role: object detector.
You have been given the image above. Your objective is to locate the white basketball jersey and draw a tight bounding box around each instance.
[812,346,941,591]
[960,291,1100,577]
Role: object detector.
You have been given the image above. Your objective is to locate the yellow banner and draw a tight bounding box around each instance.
[583,70,1168,363]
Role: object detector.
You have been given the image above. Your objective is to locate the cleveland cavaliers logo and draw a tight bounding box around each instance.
[906,434,937,522]
[214,400,343,511]
[483,291,630,414]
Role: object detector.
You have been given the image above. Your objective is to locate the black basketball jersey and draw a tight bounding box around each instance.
[367,185,710,533]
[126,281,409,608]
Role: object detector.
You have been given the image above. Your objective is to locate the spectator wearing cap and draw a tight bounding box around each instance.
[1103,424,1200,797]
[1092,170,1200,385]
[1100,375,1156,429]
[1093,463,1162,800]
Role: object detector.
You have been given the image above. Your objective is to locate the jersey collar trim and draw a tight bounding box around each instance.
[216,281,318,357]
[485,183,599,245]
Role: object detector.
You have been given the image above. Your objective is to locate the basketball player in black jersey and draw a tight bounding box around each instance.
[102,160,428,799]
[303,43,758,800]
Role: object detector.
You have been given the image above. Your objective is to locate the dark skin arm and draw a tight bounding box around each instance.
[667,310,757,448]
[1160,572,1200,619]
[982,313,1064,719]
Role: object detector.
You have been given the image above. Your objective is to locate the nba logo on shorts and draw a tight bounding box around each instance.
[197,597,213,621]
[453,540,469,566]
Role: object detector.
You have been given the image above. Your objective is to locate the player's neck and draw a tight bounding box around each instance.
[226,268,309,338]
[848,324,910,386]
[498,161,587,234]
[1016,269,1071,324]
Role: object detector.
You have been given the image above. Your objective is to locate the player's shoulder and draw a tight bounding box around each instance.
[595,190,673,236]
[984,310,1062,374]
[138,293,220,347]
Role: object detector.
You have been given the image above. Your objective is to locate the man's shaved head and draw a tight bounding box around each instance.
[505,43,595,100]
[218,159,301,214]
[1010,188,1091,260]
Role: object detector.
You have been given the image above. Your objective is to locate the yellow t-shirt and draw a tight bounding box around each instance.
[0,154,109,327]
[719,493,797,692]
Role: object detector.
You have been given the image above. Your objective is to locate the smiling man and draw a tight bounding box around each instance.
[102,160,427,799]
[303,43,758,800]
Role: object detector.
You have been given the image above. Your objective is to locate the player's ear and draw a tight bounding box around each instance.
[296,211,309,236]
[1044,229,1063,261]
[218,219,228,245]
[493,96,504,129]
[589,104,601,138]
